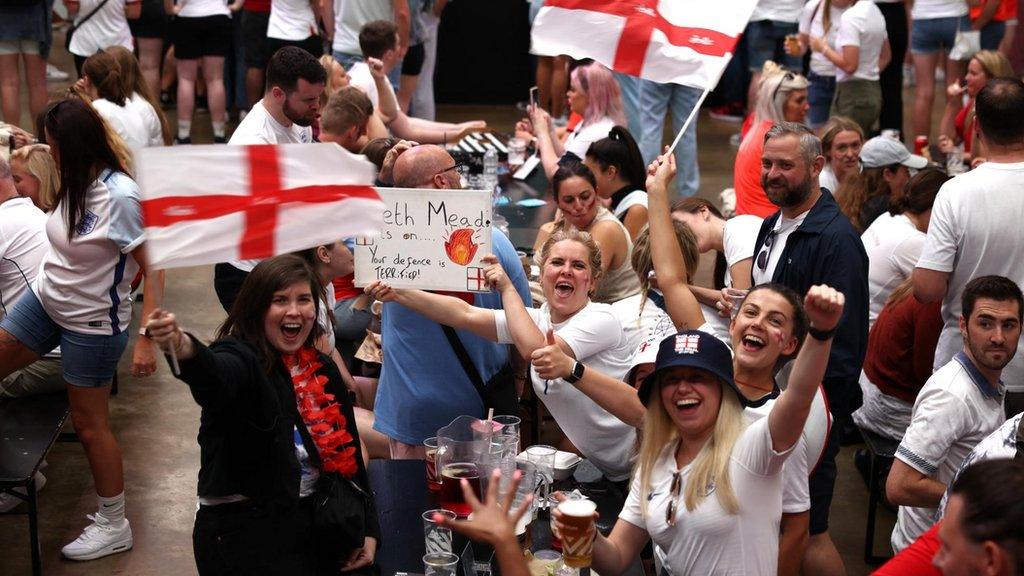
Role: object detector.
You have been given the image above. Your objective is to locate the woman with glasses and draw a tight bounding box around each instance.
[533,162,641,305]
[0,98,164,561]
[735,63,811,218]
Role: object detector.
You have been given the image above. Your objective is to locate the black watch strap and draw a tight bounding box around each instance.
[808,325,836,341]
[564,361,585,384]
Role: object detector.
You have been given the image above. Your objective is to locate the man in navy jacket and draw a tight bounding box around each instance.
[751,121,869,574]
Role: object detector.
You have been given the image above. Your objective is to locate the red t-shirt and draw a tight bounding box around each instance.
[244,0,271,13]
[970,0,1016,21]
[863,294,943,404]
[332,274,362,301]
[954,102,974,155]
[872,522,942,576]
[734,120,778,218]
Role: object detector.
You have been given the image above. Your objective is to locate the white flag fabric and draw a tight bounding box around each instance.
[531,0,759,90]
[137,143,384,270]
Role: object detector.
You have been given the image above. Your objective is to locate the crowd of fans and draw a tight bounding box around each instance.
[2,0,1024,575]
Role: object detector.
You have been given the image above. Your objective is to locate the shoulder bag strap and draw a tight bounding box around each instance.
[76,0,114,28]
[440,324,488,399]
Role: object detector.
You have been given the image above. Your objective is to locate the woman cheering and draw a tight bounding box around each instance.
[146,255,378,574]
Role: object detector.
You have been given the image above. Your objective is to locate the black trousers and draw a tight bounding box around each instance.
[877,1,909,135]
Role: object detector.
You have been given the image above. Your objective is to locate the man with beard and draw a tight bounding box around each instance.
[887,276,1022,553]
[213,46,327,312]
[751,121,869,574]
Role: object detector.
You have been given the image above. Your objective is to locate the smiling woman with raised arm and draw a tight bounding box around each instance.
[145,255,378,575]
[365,232,637,484]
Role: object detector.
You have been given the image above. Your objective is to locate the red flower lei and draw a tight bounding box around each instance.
[283,347,359,478]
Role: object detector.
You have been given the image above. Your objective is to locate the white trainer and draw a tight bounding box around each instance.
[46,63,70,82]
[61,514,133,561]
[0,472,46,513]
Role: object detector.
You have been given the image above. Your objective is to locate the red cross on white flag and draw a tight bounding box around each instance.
[136,144,384,270]
[466,267,488,292]
[531,0,759,90]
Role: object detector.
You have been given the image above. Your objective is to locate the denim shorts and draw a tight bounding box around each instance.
[0,40,40,55]
[0,290,128,387]
[807,72,837,128]
[911,15,970,54]
[745,19,802,72]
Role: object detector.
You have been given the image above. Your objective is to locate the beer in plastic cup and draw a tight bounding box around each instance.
[557,499,598,568]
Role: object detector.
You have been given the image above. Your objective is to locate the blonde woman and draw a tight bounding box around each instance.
[817,115,864,193]
[10,144,58,212]
[939,50,1015,163]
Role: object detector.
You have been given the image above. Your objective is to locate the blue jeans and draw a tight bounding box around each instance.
[807,72,836,129]
[638,80,701,197]
[979,19,1006,50]
[613,71,642,139]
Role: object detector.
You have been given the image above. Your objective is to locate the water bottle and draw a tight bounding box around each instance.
[483,147,499,193]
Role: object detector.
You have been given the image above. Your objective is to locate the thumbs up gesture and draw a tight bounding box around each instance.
[530,329,575,381]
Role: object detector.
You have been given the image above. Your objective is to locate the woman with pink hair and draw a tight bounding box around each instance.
[521,61,627,178]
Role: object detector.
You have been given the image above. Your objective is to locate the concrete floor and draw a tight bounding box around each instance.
[0,44,920,576]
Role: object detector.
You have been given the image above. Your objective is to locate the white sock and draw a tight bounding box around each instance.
[212,121,226,138]
[177,120,191,140]
[96,492,126,524]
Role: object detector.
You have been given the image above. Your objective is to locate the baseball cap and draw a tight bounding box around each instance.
[637,330,750,407]
[859,136,928,170]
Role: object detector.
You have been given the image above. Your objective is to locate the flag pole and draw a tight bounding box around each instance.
[664,86,712,157]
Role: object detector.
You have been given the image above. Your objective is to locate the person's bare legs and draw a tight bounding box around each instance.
[67,384,124,497]
[802,532,847,576]
[353,407,390,460]
[23,53,47,122]
[200,56,227,129]
[550,55,569,119]
[245,66,263,109]
[176,57,198,139]
[939,56,966,139]
[911,50,939,139]
[536,55,553,111]
[135,37,163,97]
[160,46,177,95]
[0,54,22,127]
[0,328,40,379]
[397,73,419,113]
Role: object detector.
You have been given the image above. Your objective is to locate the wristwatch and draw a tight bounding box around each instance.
[564,361,585,384]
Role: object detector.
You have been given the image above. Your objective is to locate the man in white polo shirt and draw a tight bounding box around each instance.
[887,275,1022,553]
[914,78,1024,417]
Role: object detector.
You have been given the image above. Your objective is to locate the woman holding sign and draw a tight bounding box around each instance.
[0,98,163,561]
[366,229,638,484]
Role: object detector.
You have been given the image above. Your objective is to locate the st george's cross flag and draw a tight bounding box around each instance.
[531,0,760,90]
[136,143,384,270]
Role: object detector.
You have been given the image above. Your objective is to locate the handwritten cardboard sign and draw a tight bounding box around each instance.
[354,188,493,292]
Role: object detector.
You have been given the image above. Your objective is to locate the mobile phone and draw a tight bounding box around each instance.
[529,86,539,109]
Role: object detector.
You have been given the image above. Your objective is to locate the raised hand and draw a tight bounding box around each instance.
[530,329,574,380]
[145,308,195,360]
[436,469,533,547]
[481,254,512,293]
[645,151,677,196]
[366,57,386,81]
[364,280,398,302]
[379,139,417,185]
[804,285,845,333]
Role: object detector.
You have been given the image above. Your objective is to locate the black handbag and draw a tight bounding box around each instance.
[441,325,520,417]
[65,0,112,51]
[312,472,370,552]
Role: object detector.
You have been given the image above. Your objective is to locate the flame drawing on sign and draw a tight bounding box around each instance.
[445,228,479,266]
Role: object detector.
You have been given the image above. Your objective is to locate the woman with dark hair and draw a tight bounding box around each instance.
[146,255,378,574]
[77,51,164,152]
[0,97,163,561]
[105,45,173,146]
[861,167,949,327]
[533,162,641,304]
[836,135,929,232]
[671,197,761,298]
[584,126,648,240]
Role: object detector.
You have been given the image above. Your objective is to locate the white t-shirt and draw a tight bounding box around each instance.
[819,164,838,193]
[619,417,793,575]
[177,0,230,18]
[723,214,762,287]
[752,210,809,286]
[494,301,636,481]
[69,0,137,57]
[92,98,157,153]
[0,197,49,320]
[128,93,164,148]
[861,213,924,328]
[911,0,968,20]
[937,412,1022,518]
[268,0,318,41]
[799,0,849,77]
[227,98,313,272]
[751,0,804,22]
[331,0,392,55]
[612,292,676,361]
[916,161,1024,392]
[611,190,647,221]
[564,117,616,162]
[891,353,1006,552]
[34,170,144,335]
[835,1,888,82]
[347,61,396,113]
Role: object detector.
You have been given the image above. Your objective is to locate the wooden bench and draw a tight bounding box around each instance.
[859,425,900,565]
[0,392,70,576]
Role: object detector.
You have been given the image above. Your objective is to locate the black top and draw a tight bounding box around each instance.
[174,335,380,539]
[609,184,637,222]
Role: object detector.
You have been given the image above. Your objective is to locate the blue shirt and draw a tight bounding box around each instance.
[373,228,531,445]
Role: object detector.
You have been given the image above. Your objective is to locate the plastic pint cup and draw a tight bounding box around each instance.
[557,499,598,568]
